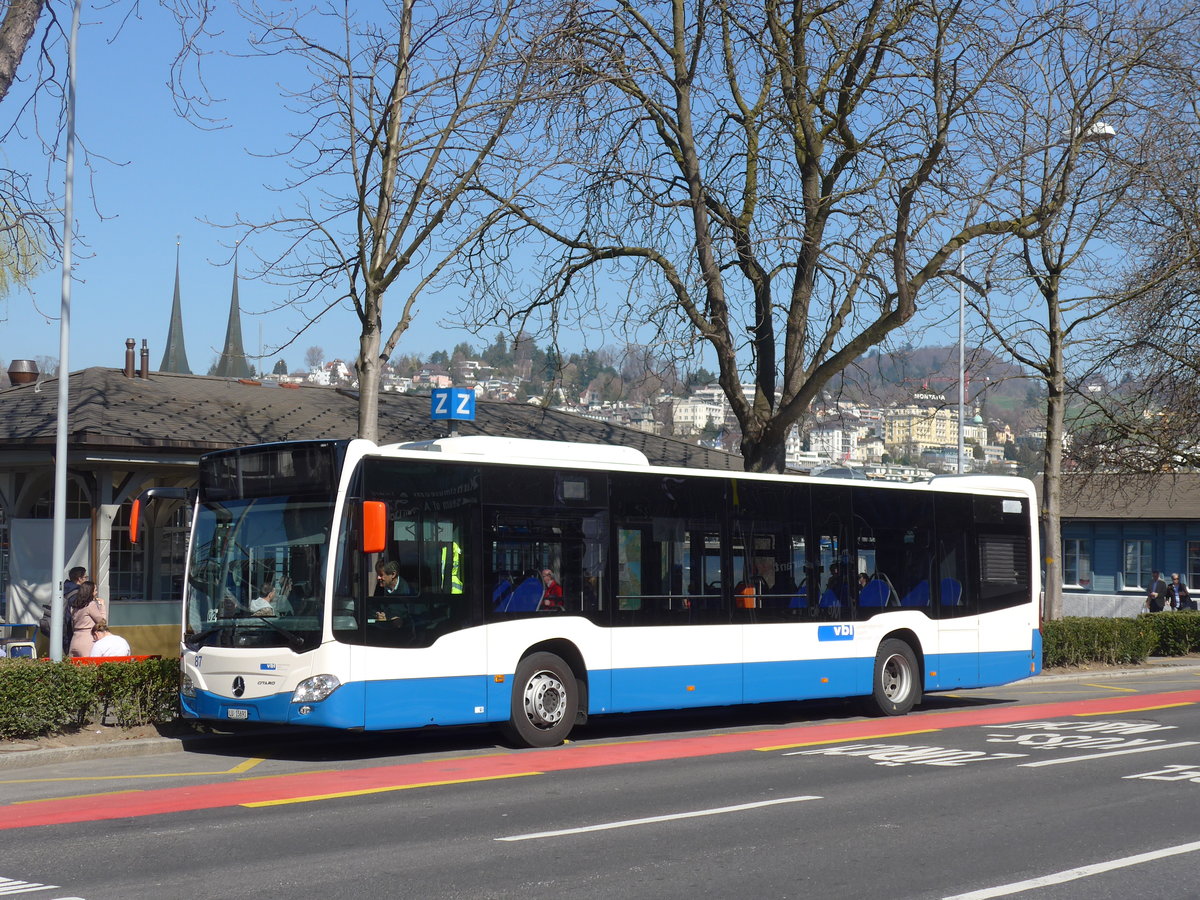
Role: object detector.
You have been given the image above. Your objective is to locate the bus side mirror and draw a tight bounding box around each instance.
[127,487,191,546]
[130,498,142,544]
[362,501,387,554]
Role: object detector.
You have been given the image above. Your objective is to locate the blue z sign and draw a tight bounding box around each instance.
[430,387,476,422]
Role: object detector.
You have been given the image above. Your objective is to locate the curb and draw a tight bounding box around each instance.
[0,726,309,773]
[0,735,197,772]
[1031,658,1200,683]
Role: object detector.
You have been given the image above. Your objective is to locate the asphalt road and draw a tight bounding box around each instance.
[3,666,1200,900]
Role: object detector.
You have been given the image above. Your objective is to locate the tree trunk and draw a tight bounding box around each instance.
[0,0,45,106]
[1041,356,1066,621]
[356,295,383,443]
[740,426,787,473]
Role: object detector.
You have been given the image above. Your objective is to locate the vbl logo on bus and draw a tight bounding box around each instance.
[818,624,855,641]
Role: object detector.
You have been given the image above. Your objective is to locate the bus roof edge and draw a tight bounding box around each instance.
[393,436,651,468]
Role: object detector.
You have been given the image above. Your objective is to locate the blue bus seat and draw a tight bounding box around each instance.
[818,589,842,608]
[858,579,890,607]
[940,577,963,606]
[788,587,809,609]
[491,578,513,608]
[900,580,930,607]
[498,576,544,613]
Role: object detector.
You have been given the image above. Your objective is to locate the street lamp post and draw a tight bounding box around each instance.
[48,0,82,662]
[958,246,966,475]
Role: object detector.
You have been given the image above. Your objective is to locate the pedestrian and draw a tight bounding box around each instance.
[89,619,131,658]
[1167,573,1194,611]
[62,566,86,605]
[1145,570,1169,613]
[68,582,105,657]
[39,566,87,656]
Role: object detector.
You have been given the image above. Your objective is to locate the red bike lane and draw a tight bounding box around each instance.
[8,689,1199,830]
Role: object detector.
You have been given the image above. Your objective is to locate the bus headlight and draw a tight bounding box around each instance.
[292,674,341,703]
[180,673,196,698]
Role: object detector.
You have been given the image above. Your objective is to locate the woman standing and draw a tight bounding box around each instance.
[68,582,105,657]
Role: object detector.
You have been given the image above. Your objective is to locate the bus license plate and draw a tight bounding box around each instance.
[226,708,249,720]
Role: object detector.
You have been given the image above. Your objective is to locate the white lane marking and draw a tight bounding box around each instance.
[942,838,1200,899]
[495,795,822,842]
[1017,740,1198,767]
[0,877,60,895]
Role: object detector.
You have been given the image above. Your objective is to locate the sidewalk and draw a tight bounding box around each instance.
[2,658,1198,772]
[0,724,328,772]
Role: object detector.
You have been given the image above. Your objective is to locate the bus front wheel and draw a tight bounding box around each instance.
[866,638,921,716]
[504,652,578,748]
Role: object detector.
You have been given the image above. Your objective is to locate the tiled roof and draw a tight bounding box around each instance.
[1055,473,1200,520]
[0,368,742,470]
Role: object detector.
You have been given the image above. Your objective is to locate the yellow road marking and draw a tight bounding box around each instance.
[15,789,142,805]
[241,771,540,807]
[226,758,265,774]
[237,769,337,781]
[756,728,941,752]
[0,757,265,786]
[1081,683,1137,693]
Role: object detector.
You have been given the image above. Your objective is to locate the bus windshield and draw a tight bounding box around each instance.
[184,497,333,652]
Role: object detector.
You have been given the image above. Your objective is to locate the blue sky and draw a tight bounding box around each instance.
[1,3,962,381]
[1,4,492,375]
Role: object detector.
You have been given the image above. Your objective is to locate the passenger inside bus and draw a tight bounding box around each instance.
[540,569,564,610]
[250,578,293,616]
[819,563,848,616]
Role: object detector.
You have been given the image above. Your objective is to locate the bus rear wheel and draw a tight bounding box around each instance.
[504,652,578,748]
[866,638,921,716]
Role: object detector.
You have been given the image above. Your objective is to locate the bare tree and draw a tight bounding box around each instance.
[0,0,49,106]
[224,0,560,442]
[0,1,215,301]
[465,0,1121,472]
[1071,189,1200,471]
[967,2,1200,619]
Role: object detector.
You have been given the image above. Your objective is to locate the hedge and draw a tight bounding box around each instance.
[1042,612,1200,668]
[0,657,179,740]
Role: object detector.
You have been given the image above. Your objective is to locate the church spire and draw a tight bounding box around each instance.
[159,237,192,374]
[213,247,252,379]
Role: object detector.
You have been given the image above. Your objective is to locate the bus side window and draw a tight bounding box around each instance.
[486,511,601,620]
[935,493,974,617]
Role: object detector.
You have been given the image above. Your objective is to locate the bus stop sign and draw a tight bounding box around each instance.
[430,387,476,422]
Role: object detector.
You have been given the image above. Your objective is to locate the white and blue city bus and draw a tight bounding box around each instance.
[161,436,1041,747]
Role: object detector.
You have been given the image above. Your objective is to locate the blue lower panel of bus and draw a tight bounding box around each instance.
[980,644,1041,686]
[742,658,865,706]
[181,677,491,730]
[923,647,1038,691]
[365,675,488,730]
[181,682,367,730]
